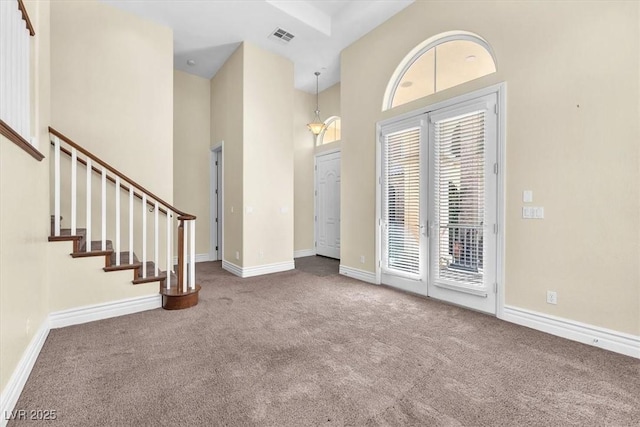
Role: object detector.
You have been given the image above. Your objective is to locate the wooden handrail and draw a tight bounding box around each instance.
[17,0,35,37]
[49,127,196,220]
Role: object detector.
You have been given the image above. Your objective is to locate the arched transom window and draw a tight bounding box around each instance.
[317,116,341,145]
[383,32,497,110]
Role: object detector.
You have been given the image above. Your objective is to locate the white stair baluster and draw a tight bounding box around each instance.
[115,176,121,266]
[101,167,106,251]
[166,210,172,289]
[142,194,147,278]
[189,220,196,290]
[53,136,60,236]
[86,158,92,252]
[182,220,187,293]
[129,186,133,264]
[154,201,159,276]
[71,148,77,235]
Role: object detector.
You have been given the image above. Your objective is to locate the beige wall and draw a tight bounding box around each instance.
[341,0,639,335]
[49,0,174,281]
[50,0,174,202]
[211,45,244,265]
[1,0,51,394]
[174,70,211,256]
[242,43,294,267]
[293,90,316,253]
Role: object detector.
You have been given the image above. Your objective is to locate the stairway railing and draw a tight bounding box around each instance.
[49,127,197,295]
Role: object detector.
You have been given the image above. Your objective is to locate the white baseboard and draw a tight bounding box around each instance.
[1,321,49,427]
[221,260,243,277]
[502,305,640,359]
[339,265,378,285]
[294,249,316,258]
[172,253,213,265]
[222,260,295,278]
[49,294,162,329]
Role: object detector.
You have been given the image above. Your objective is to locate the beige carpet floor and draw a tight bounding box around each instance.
[8,259,640,426]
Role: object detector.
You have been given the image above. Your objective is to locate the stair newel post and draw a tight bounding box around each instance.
[53,136,60,236]
[177,218,185,293]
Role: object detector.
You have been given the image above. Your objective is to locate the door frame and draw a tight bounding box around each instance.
[375,82,507,317]
[210,143,223,261]
[314,147,341,258]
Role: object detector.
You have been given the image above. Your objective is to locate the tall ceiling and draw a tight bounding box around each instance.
[100,0,414,93]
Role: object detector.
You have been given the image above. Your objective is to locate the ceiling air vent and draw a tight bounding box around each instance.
[269,27,295,44]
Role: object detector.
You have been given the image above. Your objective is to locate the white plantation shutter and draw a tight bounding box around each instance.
[433,110,486,288]
[382,126,421,276]
[0,0,31,142]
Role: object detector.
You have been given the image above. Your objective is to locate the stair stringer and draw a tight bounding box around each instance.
[48,241,159,314]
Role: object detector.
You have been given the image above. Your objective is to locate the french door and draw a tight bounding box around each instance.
[380,93,498,314]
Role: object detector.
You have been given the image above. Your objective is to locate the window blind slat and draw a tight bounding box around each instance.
[382,127,421,275]
[433,110,486,287]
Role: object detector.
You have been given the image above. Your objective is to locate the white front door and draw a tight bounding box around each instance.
[380,91,499,314]
[316,151,341,259]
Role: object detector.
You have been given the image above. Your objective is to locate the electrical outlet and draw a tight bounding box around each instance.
[259,249,264,258]
[546,291,557,305]
[360,255,365,264]
[26,318,31,335]
[235,251,239,260]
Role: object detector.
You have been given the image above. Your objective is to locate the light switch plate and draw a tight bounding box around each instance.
[523,190,533,203]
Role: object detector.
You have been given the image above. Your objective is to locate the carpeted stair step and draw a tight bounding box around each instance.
[132,261,177,285]
[103,252,142,276]
[48,228,87,252]
[80,239,113,253]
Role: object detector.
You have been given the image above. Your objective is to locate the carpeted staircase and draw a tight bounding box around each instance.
[49,220,177,285]
[48,127,200,310]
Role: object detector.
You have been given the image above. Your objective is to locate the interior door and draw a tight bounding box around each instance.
[316,151,341,259]
[380,92,498,314]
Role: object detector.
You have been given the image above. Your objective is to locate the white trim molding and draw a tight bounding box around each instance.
[339,265,378,285]
[49,294,162,329]
[222,260,295,278]
[294,249,316,258]
[172,253,214,266]
[1,322,49,427]
[502,305,640,359]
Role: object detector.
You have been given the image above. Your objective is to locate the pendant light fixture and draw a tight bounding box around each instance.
[307,71,325,135]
